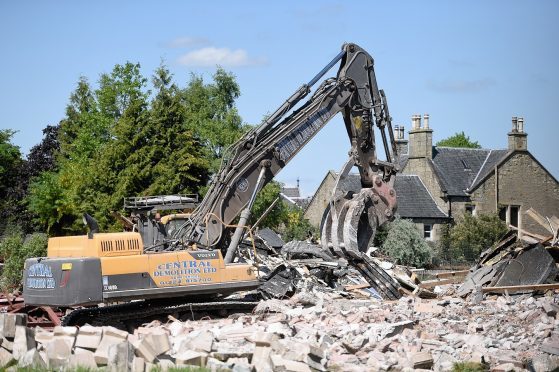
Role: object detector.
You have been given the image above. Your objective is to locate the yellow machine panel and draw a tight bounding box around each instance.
[48,232,142,258]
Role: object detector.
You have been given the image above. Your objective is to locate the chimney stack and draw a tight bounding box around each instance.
[408,113,433,159]
[508,116,527,151]
[394,124,408,155]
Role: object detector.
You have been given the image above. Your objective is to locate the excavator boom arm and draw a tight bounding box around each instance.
[178,43,398,253]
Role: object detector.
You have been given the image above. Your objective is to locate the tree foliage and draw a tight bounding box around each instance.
[381,218,432,267]
[447,213,507,262]
[183,69,248,172]
[250,181,288,229]
[26,63,244,235]
[282,208,317,242]
[0,227,47,291]
[0,130,27,234]
[436,131,481,148]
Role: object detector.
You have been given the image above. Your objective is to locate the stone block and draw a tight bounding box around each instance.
[108,340,135,372]
[12,325,35,360]
[380,320,414,339]
[541,339,559,356]
[44,338,72,369]
[166,321,185,337]
[412,351,433,369]
[75,324,103,350]
[187,330,214,352]
[132,356,145,372]
[94,326,129,365]
[543,302,559,317]
[69,347,98,369]
[207,356,231,371]
[0,346,14,367]
[18,348,46,369]
[251,345,271,371]
[247,332,277,347]
[176,350,207,366]
[147,328,171,355]
[34,327,53,345]
[158,359,176,371]
[211,341,254,361]
[414,302,443,314]
[0,314,26,339]
[133,334,157,363]
[1,338,13,352]
[283,359,312,372]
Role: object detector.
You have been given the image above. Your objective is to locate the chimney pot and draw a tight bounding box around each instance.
[394,124,399,139]
[511,116,518,132]
[411,114,421,130]
[400,126,405,139]
[423,114,430,129]
[517,117,524,132]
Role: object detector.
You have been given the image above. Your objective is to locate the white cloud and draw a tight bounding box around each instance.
[177,47,267,68]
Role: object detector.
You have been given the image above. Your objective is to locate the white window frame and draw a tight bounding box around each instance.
[423,224,433,241]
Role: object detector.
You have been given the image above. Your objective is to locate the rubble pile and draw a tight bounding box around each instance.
[458,230,559,300]
[1,290,559,371]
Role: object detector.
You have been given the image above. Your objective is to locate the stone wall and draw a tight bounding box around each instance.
[304,172,336,228]
[470,152,559,236]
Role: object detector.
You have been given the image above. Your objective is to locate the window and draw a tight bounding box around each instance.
[465,204,476,215]
[499,205,521,228]
[423,224,433,240]
[499,206,507,221]
[509,205,520,228]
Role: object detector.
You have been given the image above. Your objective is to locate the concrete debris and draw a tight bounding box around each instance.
[249,238,436,302]
[2,288,559,371]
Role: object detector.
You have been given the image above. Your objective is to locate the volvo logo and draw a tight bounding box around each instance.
[236,178,249,192]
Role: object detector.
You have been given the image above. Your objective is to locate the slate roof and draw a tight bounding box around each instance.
[339,173,447,219]
[256,227,285,248]
[431,147,508,196]
[468,149,510,191]
[281,186,300,198]
[394,175,448,219]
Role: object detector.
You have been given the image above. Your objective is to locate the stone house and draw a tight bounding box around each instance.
[305,114,559,242]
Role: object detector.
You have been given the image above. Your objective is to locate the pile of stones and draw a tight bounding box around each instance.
[0,289,558,371]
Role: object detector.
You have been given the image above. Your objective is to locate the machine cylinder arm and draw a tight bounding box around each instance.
[176,43,398,257]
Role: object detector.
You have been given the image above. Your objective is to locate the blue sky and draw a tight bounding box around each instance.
[1,1,557,197]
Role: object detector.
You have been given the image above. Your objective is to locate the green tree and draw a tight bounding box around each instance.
[28,63,150,233]
[0,130,26,234]
[436,131,481,148]
[183,68,248,172]
[448,213,507,262]
[250,181,288,229]
[0,227,47,291]
[282,208,318,241]
[381,218,432,267]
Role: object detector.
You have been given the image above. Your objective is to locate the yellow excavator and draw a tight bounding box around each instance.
[23,43,400,327]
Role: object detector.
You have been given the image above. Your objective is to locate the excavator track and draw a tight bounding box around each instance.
[62,298,258,329]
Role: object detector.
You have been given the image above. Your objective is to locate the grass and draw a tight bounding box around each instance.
[452,362,489,372]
